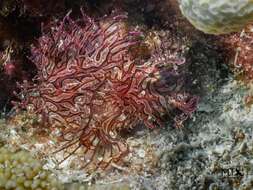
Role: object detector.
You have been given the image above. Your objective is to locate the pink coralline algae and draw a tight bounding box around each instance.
[17,12,198,171]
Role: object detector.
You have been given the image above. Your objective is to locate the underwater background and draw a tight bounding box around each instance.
[0,0,253,190]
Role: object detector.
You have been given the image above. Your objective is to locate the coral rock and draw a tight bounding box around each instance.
[0,146,63,190]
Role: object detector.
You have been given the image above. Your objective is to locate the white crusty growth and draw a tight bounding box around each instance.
[179,0,253,34]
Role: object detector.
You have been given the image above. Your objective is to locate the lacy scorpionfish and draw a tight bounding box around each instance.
[18,12,198,171]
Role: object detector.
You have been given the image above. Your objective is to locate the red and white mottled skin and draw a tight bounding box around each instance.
[19,11,198,171]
